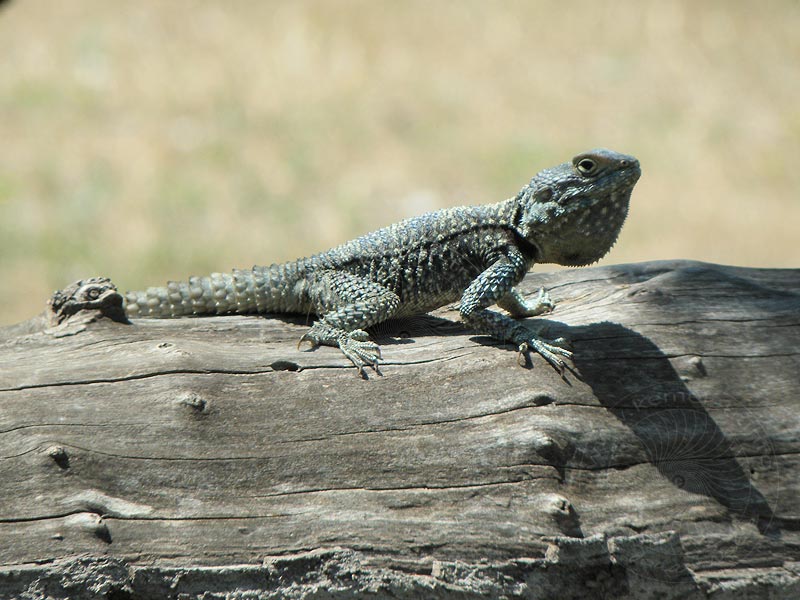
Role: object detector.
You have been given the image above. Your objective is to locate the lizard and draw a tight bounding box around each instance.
[123,148,641,376]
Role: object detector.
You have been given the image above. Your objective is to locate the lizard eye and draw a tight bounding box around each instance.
[576,158,597,176]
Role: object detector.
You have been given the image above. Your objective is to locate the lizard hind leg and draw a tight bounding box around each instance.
[299,270,400,376]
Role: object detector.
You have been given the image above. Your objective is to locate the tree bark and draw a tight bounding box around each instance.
[1,260,798,599]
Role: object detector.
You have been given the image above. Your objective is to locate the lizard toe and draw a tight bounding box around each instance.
[517,336,573,373]
[534,288,556,313]
[339,335,383,377]
[297,331,321,351]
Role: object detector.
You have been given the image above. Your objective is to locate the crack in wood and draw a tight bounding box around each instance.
[0,353,474,393]
[1,261,798,596]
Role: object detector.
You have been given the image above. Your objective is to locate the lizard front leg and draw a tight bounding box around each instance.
[300,270,400,376]
[459,247,571,372]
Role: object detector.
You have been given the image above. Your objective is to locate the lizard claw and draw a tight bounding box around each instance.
[517,335,572,374]
[297,331,319,351]
[339,333,383,378]
[298,325,382,376]
[532,287,555,314]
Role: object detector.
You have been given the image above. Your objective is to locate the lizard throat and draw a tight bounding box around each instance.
[539,190,632,266]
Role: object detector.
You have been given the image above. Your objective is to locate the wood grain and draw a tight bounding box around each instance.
[1,260,798,598]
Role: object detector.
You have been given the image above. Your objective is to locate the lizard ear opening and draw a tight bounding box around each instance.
[534,186,554,203]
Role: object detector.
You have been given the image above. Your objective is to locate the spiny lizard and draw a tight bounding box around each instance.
[123,149,641,376]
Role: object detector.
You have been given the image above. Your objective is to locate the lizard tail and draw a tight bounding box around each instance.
[124,265,297,318]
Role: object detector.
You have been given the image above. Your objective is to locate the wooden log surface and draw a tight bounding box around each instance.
[1,260,798,599]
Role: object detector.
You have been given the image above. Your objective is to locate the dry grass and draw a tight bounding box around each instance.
[1,0,798,325]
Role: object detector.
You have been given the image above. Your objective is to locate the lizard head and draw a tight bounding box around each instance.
[48,277,126,325]
[515,149,641,266]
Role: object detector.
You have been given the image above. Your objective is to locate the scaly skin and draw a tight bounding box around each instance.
[124,149,641,376]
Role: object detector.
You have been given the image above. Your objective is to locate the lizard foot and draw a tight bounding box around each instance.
[298,325,382,377]
[338,330,382,378]
[529,288,555,315]
[516,335,572,374]
[499,287,555,318]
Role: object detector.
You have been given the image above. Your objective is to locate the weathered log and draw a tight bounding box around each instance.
[1,260,798,599]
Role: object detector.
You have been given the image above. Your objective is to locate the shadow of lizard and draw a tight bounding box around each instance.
[570,321,781,537]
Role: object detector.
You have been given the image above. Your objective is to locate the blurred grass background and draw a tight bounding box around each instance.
[1,0,798,325]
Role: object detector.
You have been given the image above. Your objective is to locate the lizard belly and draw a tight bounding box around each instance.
[394,290,462,317]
